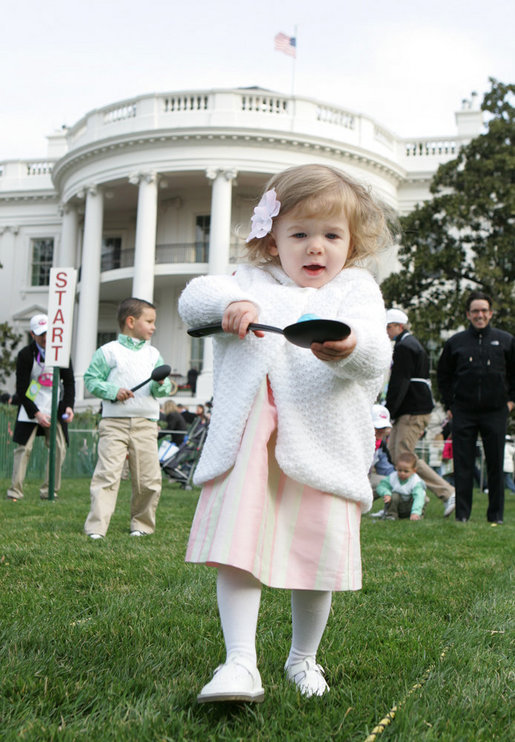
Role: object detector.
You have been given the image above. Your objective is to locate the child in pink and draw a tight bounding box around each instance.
[179,164,392,702]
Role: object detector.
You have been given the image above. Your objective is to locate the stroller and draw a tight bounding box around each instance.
[159,417,208,489]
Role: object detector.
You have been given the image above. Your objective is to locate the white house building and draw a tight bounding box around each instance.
[0,87,483,404]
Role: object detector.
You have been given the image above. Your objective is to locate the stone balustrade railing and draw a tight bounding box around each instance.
[26,161,54,176]
[99,242,243,272]
[163,94,210,113]
[0,161,55,190]
[103,104,137,124]
[404,139,457,158]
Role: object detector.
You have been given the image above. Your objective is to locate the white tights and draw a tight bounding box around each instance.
[217,565,332,666]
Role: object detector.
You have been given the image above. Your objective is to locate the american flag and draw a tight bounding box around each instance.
[274,32,296,58]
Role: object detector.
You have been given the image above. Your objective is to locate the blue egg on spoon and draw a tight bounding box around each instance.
[297,313,320,323]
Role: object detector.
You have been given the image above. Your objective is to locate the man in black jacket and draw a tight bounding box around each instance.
[6,314,75,501]
[385,309,455,517]
[437,292,515,523]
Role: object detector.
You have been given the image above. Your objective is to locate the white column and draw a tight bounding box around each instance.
[74,186,104,400]
[1,227,18,323]
[206,168,237,274]
[58,203,78,267]
[195,169,237,402]
[130,172,158,301]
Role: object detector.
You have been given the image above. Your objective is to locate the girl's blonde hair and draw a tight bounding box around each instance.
[245,164,394,267]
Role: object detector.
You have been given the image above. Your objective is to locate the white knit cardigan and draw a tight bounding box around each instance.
[178,264,392,512]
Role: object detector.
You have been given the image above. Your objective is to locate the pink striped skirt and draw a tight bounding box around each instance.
[186,379,362,591]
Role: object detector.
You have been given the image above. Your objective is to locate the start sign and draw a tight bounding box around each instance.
[47,268,77,367]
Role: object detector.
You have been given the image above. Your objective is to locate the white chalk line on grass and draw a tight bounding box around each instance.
[364,645,450,742]
[70,617,93,626]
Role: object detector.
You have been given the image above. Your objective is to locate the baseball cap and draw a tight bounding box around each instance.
[372,404,391,429]
[30,314,48,336]
[386,308,408,325]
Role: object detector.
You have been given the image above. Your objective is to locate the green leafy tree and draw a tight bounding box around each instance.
[381,78,515,349]
[0,257,22,389]
[0,321,22,389]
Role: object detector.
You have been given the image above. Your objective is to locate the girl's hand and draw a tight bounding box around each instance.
[383,495,392,504]
[310,330,357,362]
[222,301,264,340]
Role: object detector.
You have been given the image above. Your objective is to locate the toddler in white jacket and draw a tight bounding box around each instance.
[179,164,392,703]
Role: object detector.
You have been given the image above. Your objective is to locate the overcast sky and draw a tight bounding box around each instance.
[2,0,513,160]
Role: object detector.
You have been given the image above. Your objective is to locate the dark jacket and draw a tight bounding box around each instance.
[437,324,515,412]
[13,341,75,445]
[158,411,187,445]
[386,330,434,420]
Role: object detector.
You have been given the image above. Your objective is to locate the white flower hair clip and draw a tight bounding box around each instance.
[246,188,281,242]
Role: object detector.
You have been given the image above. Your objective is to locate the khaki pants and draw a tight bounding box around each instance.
[7,424,67,500]
[84,417,162,537]
[388,414,454,502]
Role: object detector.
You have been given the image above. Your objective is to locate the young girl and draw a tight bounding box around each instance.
[178,164,392,703]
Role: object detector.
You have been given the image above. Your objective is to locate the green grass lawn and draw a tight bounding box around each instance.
[0,478,513,741]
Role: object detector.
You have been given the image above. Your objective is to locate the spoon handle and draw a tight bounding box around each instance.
[187,324,224,337]
[130,378,151,393]
[188,323,284,338]
[247,323,283,335]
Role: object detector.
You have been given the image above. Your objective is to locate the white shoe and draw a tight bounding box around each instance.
[130,530,146,537]
[444,493,456,517]
[285,657,329,697]
[197,656,264,703]
[370,509,385,518]
[88,533,104,540]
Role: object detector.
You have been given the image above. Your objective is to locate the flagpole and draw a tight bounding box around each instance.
[291,25,298,98]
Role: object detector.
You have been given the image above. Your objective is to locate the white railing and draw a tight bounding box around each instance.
[163,94,209,112]
[240,93,289,114]
[26,161,54,176]
[103,103,137,124]
[404,139,457,158]
[316,104,355,129]
[0,160,56,188]
[99,242,245,272]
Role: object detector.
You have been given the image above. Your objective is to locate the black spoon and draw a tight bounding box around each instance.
[130,364,171,392]
[187,319,350,349]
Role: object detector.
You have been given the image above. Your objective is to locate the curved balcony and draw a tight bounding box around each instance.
[99,241,244,273]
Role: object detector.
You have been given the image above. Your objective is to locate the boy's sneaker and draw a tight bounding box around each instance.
[88,533,104,540]
[197,656,264,703]
[444,493,456,517]
[130,530,146,537]
[285,657,329,697]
